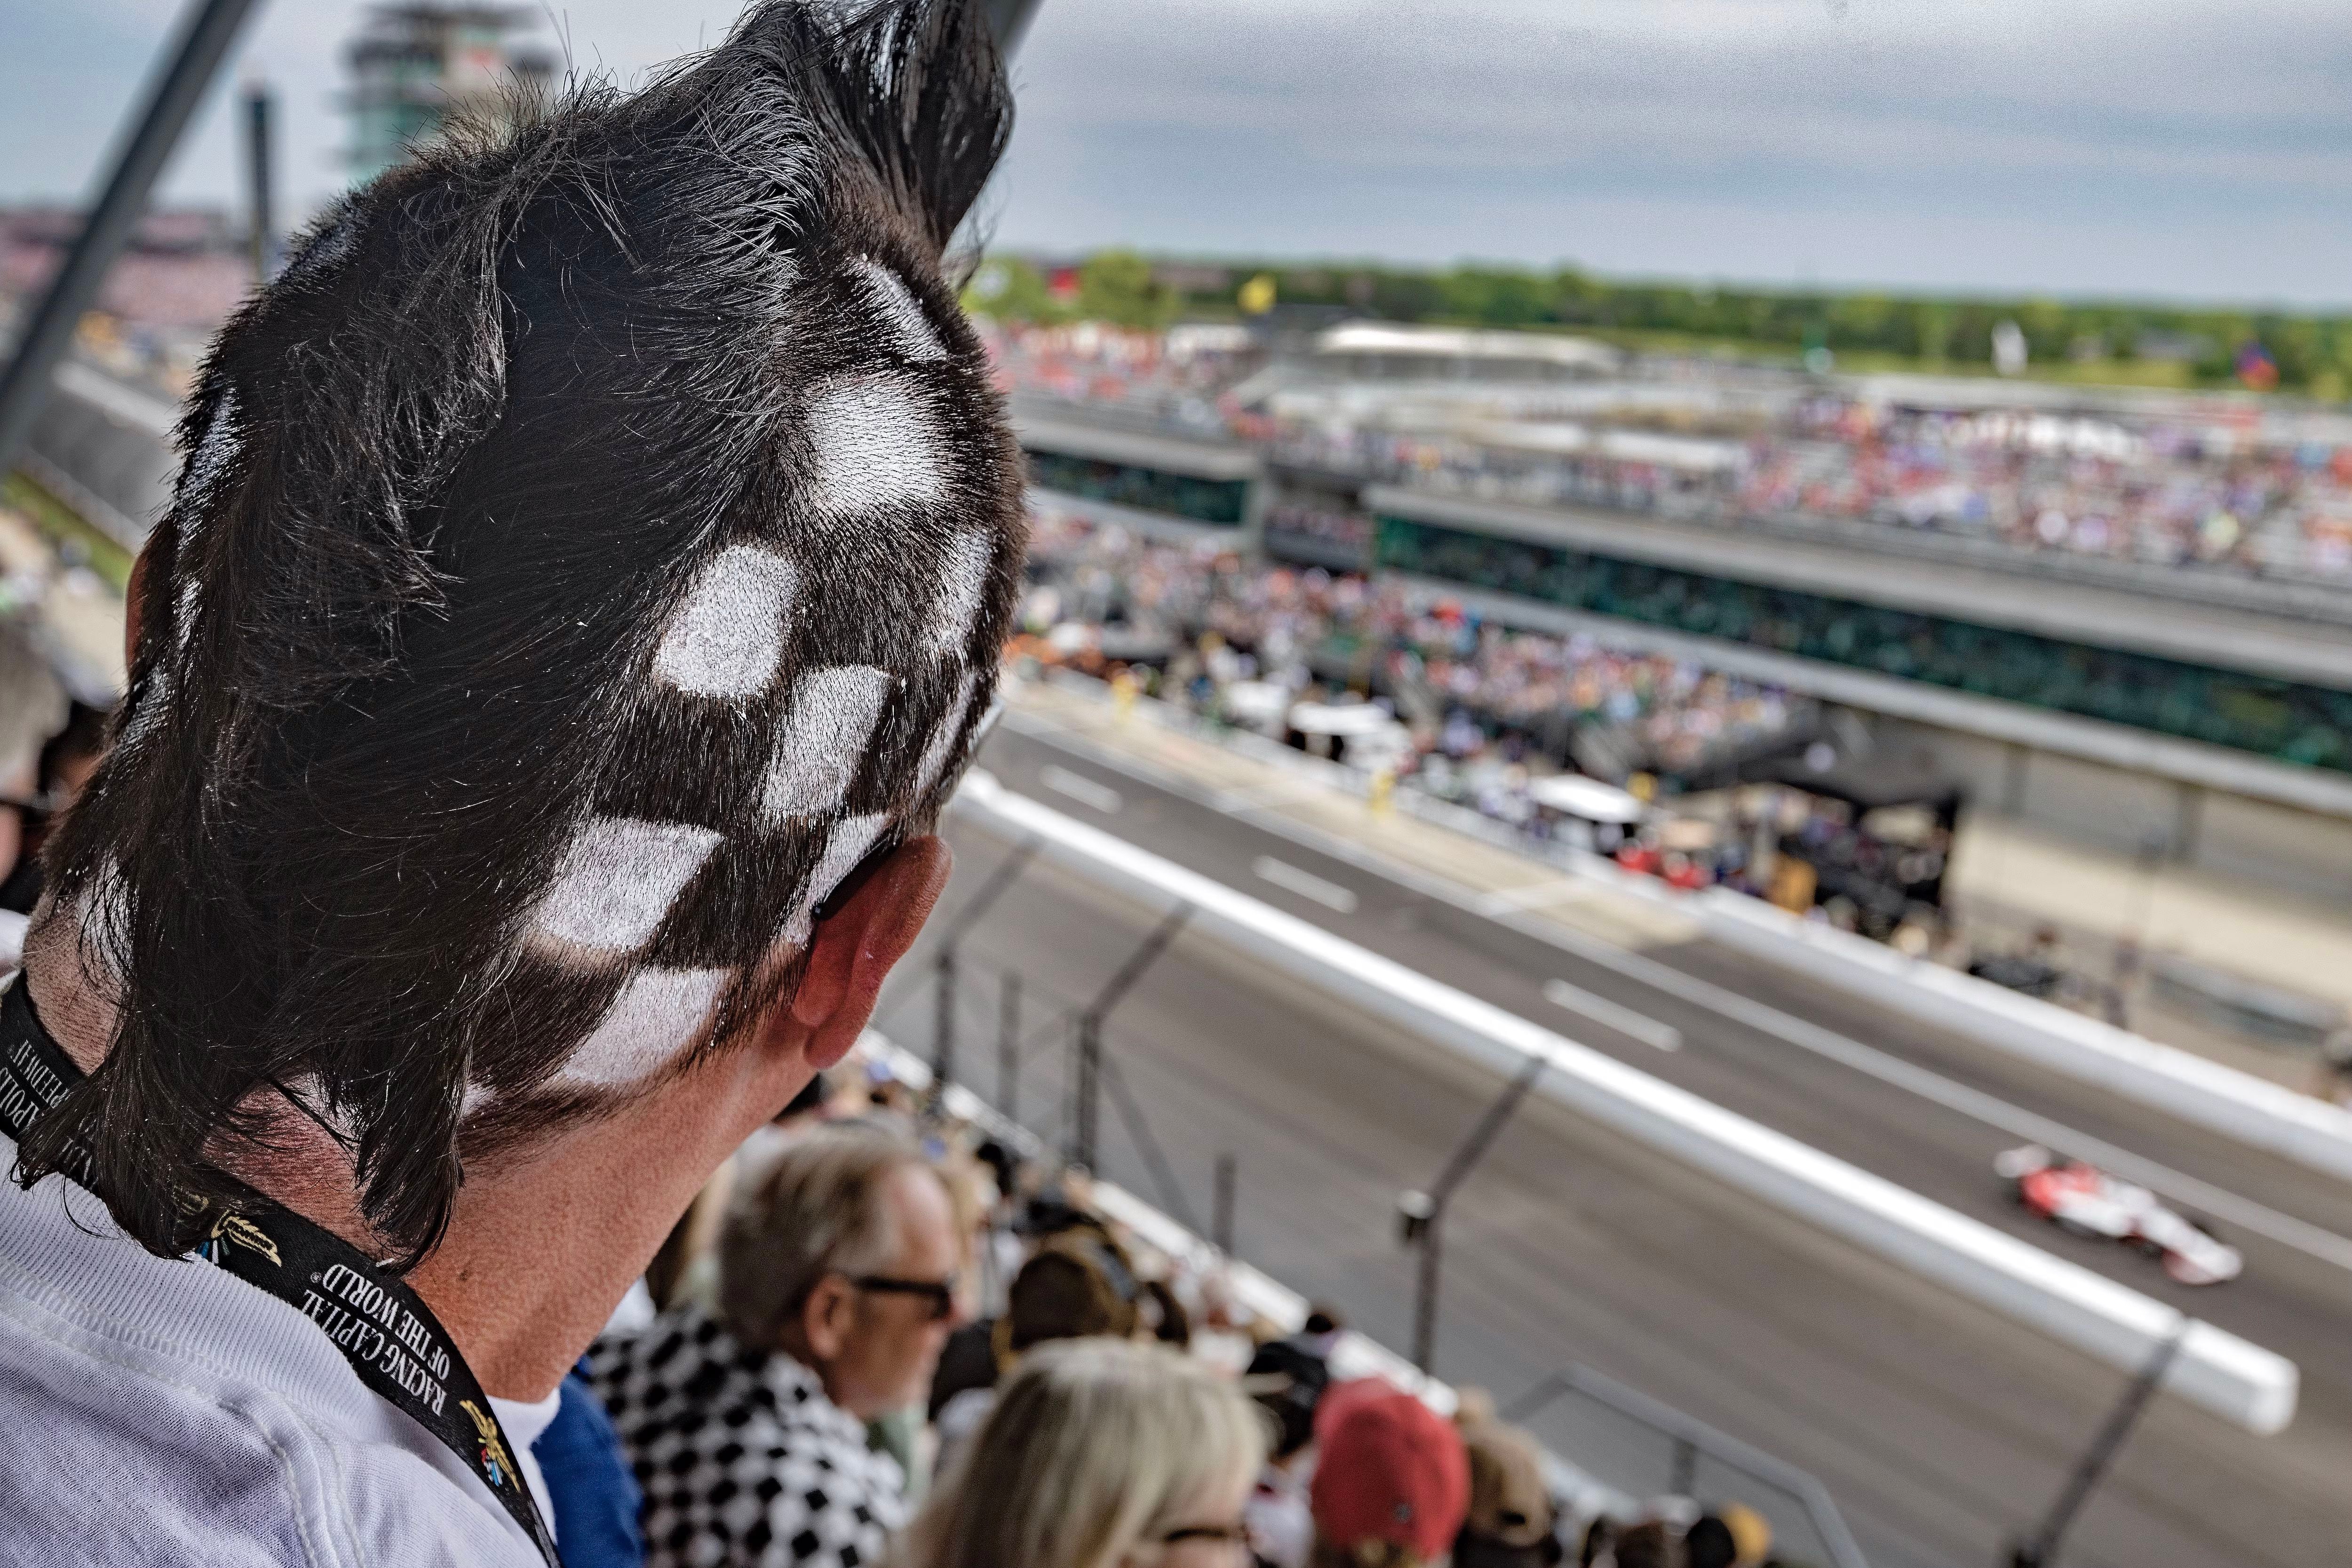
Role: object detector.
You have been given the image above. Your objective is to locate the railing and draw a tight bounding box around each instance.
[1503,1364,1869,1568]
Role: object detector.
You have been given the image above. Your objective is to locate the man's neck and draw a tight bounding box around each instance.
[25,933,783,1402]
[773,1329,849,1414]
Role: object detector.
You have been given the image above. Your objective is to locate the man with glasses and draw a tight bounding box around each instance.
[592,1126,968,1568]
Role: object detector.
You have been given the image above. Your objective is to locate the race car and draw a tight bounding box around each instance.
[1994,1144,2243,1286]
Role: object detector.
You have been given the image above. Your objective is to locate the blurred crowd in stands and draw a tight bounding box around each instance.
[982,318,1258,441]
[576,1038,1796,1568]
[1015,513,1966,958]
[2,207,246,395]
[984,321,2352,585]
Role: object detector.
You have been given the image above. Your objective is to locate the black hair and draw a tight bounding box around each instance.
[37,701,110,790]
[16,0,1022,1269]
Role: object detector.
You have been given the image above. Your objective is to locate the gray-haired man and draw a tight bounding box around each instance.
[592,1127,966,1568]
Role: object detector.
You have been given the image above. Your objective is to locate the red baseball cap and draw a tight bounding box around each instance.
[1310,1380,1471,1562]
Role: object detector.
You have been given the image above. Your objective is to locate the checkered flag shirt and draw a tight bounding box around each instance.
[589,1305,910,1568]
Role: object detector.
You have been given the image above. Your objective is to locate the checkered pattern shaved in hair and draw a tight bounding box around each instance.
[19,0,1022,1268]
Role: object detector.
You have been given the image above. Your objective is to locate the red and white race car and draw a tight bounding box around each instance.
[1994,1144,2243,1286]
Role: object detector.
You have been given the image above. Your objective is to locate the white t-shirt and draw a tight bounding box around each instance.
[490,1385,564,1537]
[0,1130,546,1567]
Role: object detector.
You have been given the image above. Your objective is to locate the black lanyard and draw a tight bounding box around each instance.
[0,977,560,1566]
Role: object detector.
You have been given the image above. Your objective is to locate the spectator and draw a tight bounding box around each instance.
[0,623,65,931]
[1451,1391,1561,1568]
[903,1337,1268,1568]
[1715,1505,1772,1568]
[1679,1518,1734,1568]
[534,1360,646,1568]
[1299,1304,1348,1356]
[1311,1380,1471,1568]
[932,1226,1145,1474]
[1599,1522,1682,1568]
[1242,1339,1332,1568]
[0,8,1019,1560]
[593,1128,965,1568]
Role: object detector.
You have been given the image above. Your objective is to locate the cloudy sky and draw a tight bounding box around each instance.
[4,0,2348,305]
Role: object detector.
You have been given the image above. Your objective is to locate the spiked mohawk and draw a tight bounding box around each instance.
[18,0,1023,1266]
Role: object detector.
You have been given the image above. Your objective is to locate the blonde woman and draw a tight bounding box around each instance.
[905,1338,1269,1568]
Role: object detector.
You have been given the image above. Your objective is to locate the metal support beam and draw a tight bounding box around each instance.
[996,971,1021,1125]
[244,81,275,282]
[1068,902,1191,1170]
[0,0,263,483]
[2008,1329,2186,1568]
[1212,1153,1236,1255]
[930,837,1039,1091]
[932,945,958,1095]
[1404,1051,1548,1375]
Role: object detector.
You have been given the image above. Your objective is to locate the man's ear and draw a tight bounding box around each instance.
[789,835,953,1072]
[801,1272,857,1361]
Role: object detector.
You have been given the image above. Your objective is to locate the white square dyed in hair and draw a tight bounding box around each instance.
[928,531,991,656]
[559,965,732,1088]
[652,543,799,700]
[803,374,947,517]
[762,665,892,822]
[527,816,723,958]
[772,811,890,958]
[852,256,946,362]
[914,671,977,799]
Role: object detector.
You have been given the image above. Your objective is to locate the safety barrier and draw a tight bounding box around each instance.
[1694,891,2352,1186]
[949,769,2301,1435]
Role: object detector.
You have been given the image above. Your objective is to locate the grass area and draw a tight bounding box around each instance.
[1,470,135,591]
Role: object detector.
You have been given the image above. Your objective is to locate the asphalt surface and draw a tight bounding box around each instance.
[874,720,2352,1568]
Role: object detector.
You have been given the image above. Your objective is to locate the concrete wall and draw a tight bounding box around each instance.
[1876,713,2352,902]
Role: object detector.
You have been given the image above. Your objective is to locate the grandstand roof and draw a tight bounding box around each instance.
[1311,322,1622,374]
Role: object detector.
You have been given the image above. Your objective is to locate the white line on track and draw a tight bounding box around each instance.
[1253,856,1359,913]
[994,708,2352,1275]
[1038,764,1122,815]
[1474,879,1593,914]
[1544,978,1683,1051]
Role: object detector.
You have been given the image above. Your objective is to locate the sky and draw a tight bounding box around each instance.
[3,0,2349,306]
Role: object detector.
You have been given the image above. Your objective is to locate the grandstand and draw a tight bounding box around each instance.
[997,320,2352,904]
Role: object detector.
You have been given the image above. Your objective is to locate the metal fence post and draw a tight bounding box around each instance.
[2008,1328,2186,1568]
[1212,1153,1236,1255]
[1071,1019,1094,1168]
[1670,1438,1697,1498]
[997,971,1021,1125]
[1404,1051,1548,1377]
[1068,903,1192,1173]
[1073,1014,1102,1170]
[927,838,1040,1095]
[933,945,957,1094]
[1412,1205,1444,1371]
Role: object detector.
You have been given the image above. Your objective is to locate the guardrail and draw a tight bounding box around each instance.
[948,768,2300,1435]
[1694,891,2352,1186]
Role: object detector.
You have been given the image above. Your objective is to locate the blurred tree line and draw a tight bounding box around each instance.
[966,250,2352,397]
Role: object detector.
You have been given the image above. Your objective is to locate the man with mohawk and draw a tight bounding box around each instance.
[0,2,1020,1562]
